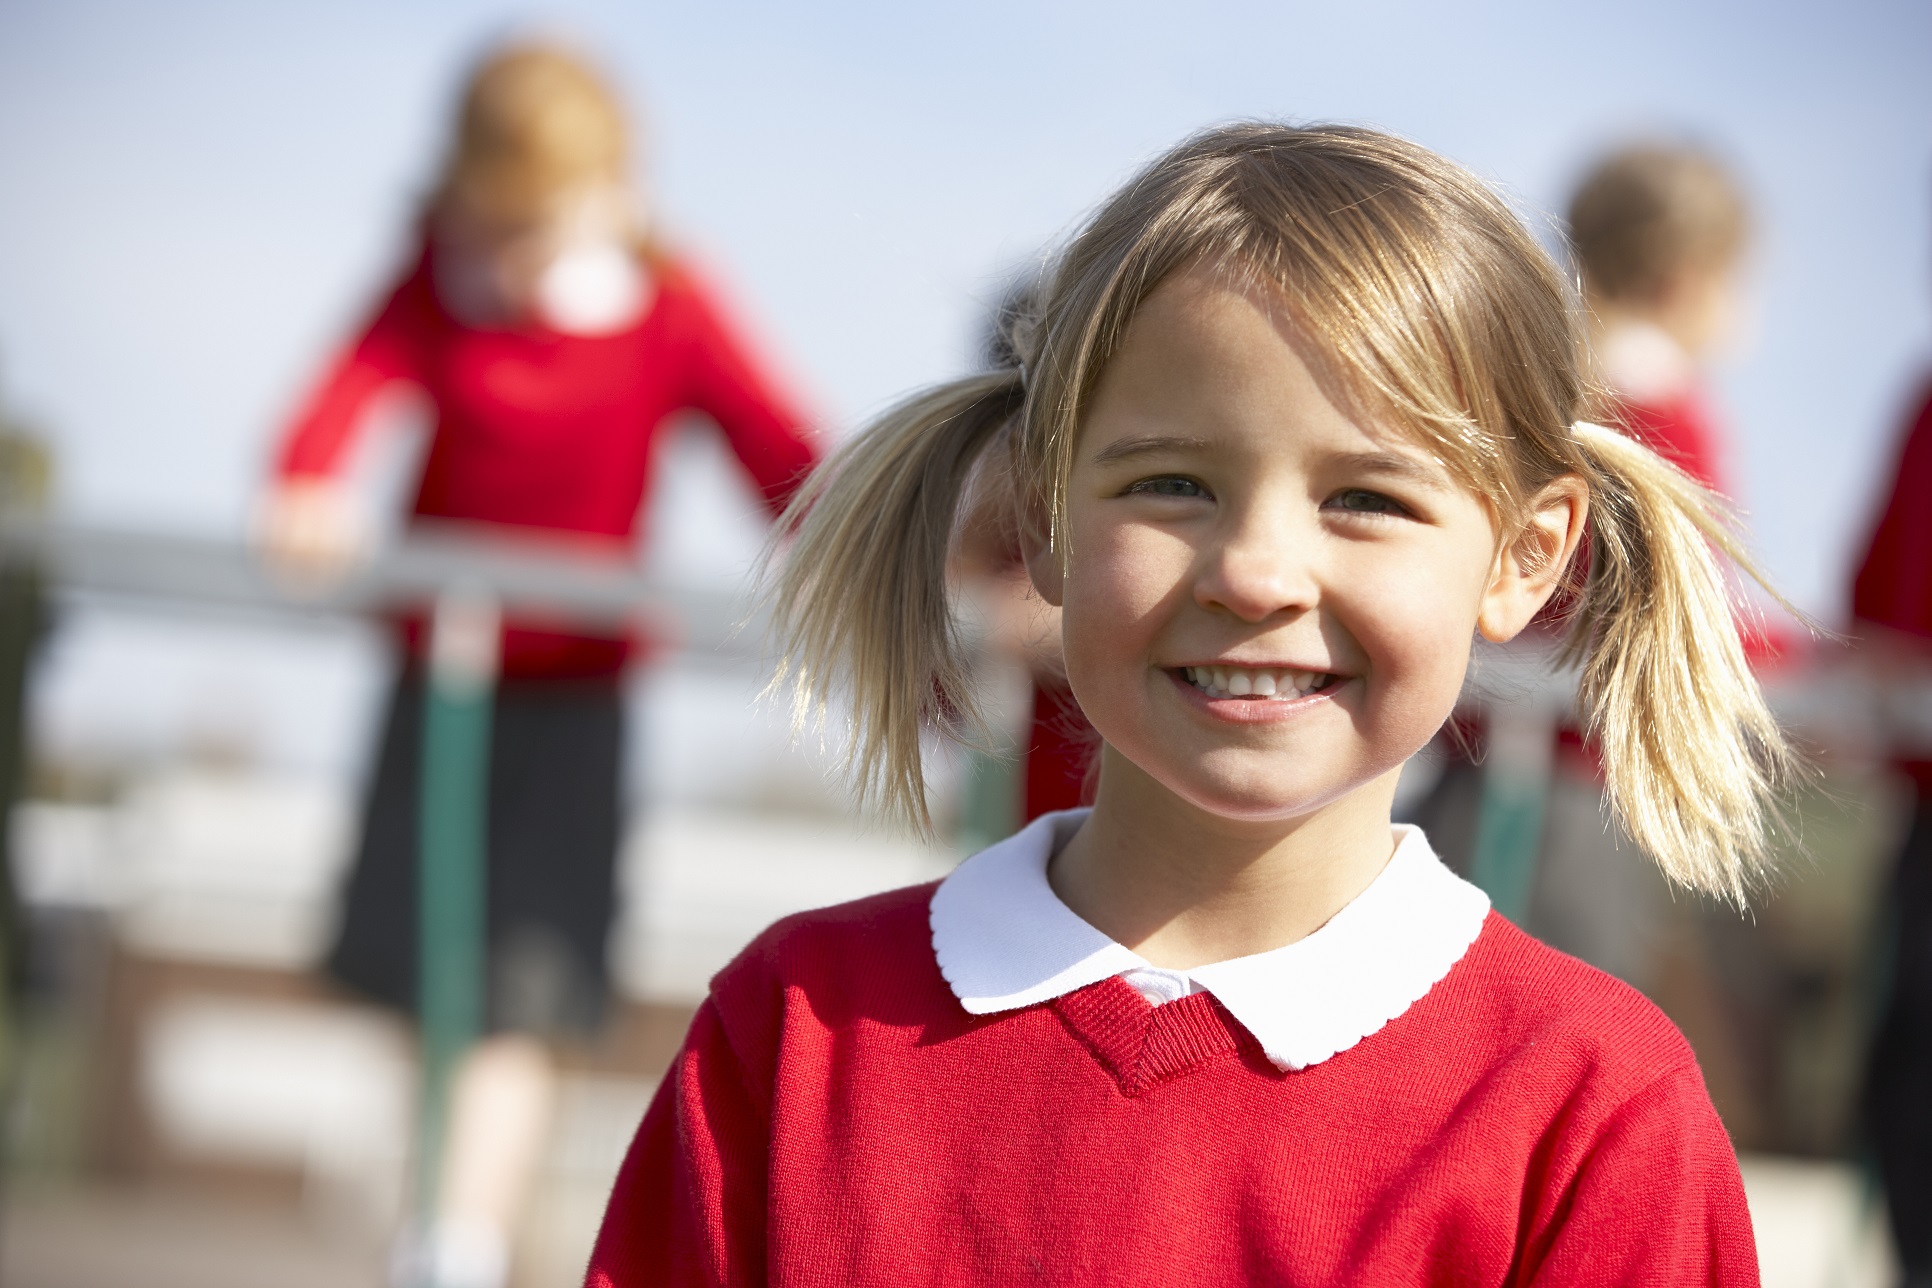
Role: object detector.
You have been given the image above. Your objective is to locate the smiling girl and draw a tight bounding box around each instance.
[586,124,1788,1285]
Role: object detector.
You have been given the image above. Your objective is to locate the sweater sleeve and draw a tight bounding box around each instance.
[1522,1065,1759,1286]
[585,1000,771,1287]
[1853,385,1932,639]
[671,270,819,515]
[272,256,437,480]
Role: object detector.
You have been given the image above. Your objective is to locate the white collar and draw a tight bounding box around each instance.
[929,810,1490,1072]
[1599,318,1695,405]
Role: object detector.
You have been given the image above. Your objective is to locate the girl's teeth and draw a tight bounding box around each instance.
[1183,666,1337,698]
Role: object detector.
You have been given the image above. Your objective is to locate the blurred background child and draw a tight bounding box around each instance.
[256,41,818,1288]
[1520,141,1765,987]
[1849,284,1932,1282]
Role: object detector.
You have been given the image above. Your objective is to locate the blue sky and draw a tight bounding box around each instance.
[0,0,1927,622]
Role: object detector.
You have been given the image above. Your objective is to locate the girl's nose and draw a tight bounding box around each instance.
[1193,512,1319,624]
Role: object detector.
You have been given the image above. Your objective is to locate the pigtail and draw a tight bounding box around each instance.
[766,371,1027,831]
[1566,421,1798,902]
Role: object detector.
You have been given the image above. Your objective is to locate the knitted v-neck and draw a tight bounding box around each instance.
[932,810,1491,1071]
[1053,976,1258,1096]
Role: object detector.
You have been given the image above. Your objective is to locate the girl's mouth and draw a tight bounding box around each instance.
[1176,665,1340,700]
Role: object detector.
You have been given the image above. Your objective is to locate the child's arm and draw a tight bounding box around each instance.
[258,256,437,581]
[670,266,820,517]
[273,254,438,482]
[1521,1064,1759,1285]
[584,1001,771,1287]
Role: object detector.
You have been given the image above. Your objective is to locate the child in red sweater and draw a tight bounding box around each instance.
[588,125,1791,1285]
[260,44,815,1288]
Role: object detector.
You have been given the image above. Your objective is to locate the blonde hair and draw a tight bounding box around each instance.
[433,43,633,234]
[1568,143,1749,306]
[774,123,1793,901]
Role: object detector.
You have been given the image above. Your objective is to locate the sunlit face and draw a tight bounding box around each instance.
[1030,267,1519,824]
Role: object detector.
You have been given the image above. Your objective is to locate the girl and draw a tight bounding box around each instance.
[260,42,817,1288]
[587,124,1788,1284]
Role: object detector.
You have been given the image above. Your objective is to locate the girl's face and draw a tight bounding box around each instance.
[1030,266,1567,825]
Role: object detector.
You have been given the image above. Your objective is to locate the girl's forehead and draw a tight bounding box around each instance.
[1086,264,1492,478]
[1084,275,1381,441]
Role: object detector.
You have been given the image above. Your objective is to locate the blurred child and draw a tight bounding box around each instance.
[1516,145,1786,1138]
[1851,358,1932,1278]
[1510,143,1763,991]
[258,42,817,1288]
[587,124,1790,1283]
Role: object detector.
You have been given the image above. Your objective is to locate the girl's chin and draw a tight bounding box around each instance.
[1139,769,1366,825]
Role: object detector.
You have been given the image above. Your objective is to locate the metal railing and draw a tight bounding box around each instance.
[3,515,766,1283]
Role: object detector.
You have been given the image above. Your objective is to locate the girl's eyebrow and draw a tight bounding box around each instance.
[1089,434,1215,465]
[1328,450,1453,491]
[1091,436,1451,492]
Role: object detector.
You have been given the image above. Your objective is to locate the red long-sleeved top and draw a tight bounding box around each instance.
[1852,379,1932,792]
[1854,380,1932,641]
[1614,387,1791,670]
[586,886,1757,1286]
[274,245,818,677]
[1618,387,1728,495]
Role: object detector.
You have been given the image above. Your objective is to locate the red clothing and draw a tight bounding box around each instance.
[1022,681,1093,821]
[587,887,1757,1286]
[1617,389,1788,669]
[275,245,817,677]
[1853,379,1932,792]
[1619,388,1728,494]
[1854,380,1932,642]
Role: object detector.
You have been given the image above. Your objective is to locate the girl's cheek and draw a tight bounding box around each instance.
[1355,568,1483,686]
[1067,523,1189,619]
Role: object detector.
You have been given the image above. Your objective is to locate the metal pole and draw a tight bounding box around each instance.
[1466,701,1556,925]
[956,744,1023,857]
[414,583,499,1282]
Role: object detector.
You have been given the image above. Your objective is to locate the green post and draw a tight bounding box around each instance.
[956,742,1023,858]
[414,584,499,1277]
[1466,702,1555,925]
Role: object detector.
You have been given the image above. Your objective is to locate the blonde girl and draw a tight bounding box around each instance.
[587,124,1785,1285]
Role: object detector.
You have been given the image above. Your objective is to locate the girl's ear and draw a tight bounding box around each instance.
[1476,475,1590,643]
[1020,493,1065,608]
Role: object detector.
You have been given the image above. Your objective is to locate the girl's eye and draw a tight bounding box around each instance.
[1127,475,1209,500]
[1326,488,1410,517]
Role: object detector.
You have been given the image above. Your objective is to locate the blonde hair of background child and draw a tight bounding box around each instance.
[432,43,645,242]
[1568,143,1749,309]
[772,123,1795,902]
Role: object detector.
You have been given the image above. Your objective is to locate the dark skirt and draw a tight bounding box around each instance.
[327,668,622,1038]
[1866,796,1932,1277]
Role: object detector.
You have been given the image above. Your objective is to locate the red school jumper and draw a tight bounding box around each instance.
[587,888,1756,1285]
[273,245,818,678]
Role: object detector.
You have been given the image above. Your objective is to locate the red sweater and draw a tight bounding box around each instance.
[1618,387,1727,495]
[1853,380,1932,642]
[1614,389,1788,670]
[587,887,1757,1286]
[274,245,817,677]
[1852,379,1932,792]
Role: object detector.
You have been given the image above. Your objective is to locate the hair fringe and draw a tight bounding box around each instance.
[764,371,1026,831]
[1566,421,1799,903]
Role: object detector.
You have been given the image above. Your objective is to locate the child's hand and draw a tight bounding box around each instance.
[253,477,371,591]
